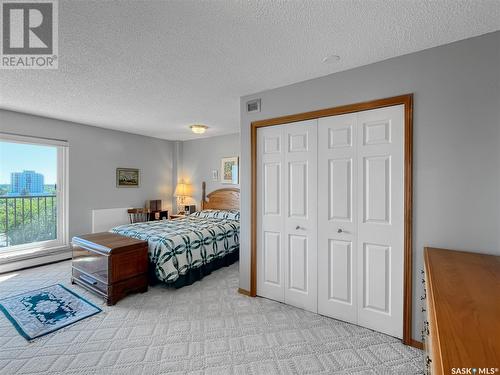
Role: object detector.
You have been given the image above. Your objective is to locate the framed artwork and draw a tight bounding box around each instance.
[116,168,139,187]
[221,157,239,184]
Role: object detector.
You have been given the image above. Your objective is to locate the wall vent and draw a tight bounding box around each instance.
[246,99,261,113]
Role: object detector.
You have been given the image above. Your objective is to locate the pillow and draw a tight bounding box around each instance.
[190,209,240,221]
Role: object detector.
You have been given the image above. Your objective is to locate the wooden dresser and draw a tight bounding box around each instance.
[423,248,500,374]
[71,232,149,305]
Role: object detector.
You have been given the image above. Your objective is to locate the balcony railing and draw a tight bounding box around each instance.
[0,194,57,248]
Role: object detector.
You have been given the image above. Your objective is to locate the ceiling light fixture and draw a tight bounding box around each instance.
[190,124,208,134]
[322,54,341,63]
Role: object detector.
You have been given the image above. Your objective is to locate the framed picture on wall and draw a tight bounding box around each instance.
[221,157,239,184]
[116,168,139,187]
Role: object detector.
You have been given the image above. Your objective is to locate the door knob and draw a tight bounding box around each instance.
[296,225,305,230]
[337,228,343,233]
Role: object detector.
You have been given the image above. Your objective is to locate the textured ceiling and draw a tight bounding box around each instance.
[1,1,499,140]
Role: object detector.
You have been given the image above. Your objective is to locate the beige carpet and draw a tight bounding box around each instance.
[0,261,423,374]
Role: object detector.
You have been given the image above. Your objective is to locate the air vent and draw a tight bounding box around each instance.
[246,99,261,113]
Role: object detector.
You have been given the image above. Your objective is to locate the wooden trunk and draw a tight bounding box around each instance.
[71,232,149,305]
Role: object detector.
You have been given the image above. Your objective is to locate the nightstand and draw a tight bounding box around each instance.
[149,210,169,221]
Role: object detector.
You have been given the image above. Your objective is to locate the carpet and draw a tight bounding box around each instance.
[0,261,423,374]
[0,284,101,341]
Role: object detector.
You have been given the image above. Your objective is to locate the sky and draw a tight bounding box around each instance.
[0,141,57,184]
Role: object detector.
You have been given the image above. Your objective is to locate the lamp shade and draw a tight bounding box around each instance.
[174,182,192,197]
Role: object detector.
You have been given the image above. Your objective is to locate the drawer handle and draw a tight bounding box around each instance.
[426,355,432,373]
[422,320,430,335]
[422,307,426,313]
[79,274,98,286]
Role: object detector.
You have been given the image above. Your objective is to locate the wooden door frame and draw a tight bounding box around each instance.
[250,94,414,346]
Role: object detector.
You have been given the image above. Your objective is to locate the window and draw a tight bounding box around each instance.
[0,133,68,258]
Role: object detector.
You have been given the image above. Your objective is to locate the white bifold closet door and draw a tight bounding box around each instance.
[257,120,318,313]
[317,113,359,325]
[257,104,404,338]
[317,105,404,338]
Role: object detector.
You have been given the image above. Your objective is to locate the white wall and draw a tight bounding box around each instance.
[0,110,176,242]
[239,31,500,341]
[180,133,240,208]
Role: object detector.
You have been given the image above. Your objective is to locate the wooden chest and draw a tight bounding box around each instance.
[71,232,149,305]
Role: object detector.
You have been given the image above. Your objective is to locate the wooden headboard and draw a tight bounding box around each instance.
[201,181,240,210]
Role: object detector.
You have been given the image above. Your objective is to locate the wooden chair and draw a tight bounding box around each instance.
[127,208,150,224]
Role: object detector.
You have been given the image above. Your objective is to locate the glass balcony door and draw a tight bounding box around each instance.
[0,133,68,256]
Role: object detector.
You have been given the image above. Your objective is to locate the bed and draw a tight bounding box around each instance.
[110,183,240,288]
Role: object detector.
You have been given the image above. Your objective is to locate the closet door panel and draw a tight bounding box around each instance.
[328,239,353,303]
[283,120,318,313]
[288,161,308,218]
[257,126,285,302]
[263,231,281,285]
[328,158,352,221]
[288,234,308,292]
[357,105,404,338]
[363,155,391,224]
[363,243,391,313]
[318,114,358,323]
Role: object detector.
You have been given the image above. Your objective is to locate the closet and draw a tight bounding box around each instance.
[256,105,404,338]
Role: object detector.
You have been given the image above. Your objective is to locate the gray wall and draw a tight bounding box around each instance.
[180,133,240,209]
[240,31,500,340]
[0,109,176,241]
[172,141,183,212]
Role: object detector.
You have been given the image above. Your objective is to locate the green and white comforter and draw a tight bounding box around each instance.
[110,213,239,283]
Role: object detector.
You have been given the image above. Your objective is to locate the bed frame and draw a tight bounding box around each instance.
[201,181,240,210]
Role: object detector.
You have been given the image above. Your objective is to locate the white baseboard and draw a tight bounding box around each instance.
[0,248,71,274]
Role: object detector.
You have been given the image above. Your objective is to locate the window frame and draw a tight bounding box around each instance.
[0,132,69,258]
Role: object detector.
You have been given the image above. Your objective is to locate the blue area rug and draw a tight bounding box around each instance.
[0,284,102,341]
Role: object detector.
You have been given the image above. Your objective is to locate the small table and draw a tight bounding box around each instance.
[71,232,148,305]
[150,210,169,221]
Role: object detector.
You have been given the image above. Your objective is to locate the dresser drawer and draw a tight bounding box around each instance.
[72,243,109,283]
[72,267,108,296]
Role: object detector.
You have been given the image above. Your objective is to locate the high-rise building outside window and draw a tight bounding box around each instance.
[10,170,45,195]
